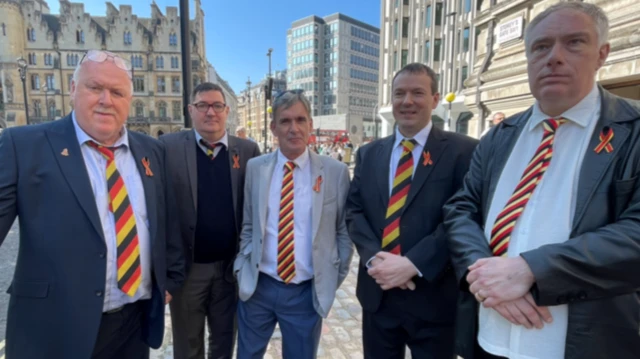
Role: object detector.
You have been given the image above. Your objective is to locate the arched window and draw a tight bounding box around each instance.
[47,99,56,120]
[135,101,144,117]
[158,102,167,118]
[76,30,84,44]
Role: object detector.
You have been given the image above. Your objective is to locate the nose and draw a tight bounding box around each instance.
[206,105,216,116]
[546,42,566,68]
[402,93,414,106]
[99,90,113,106]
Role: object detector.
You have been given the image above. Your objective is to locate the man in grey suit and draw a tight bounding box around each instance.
[234,90,353,359]
[160,82,260,359]
[444,3,640,359]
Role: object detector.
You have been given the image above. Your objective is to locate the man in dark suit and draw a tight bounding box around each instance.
[0,50,185,359]
[160,82,260,359]
[346,63,478,359]
[444,3,640,359]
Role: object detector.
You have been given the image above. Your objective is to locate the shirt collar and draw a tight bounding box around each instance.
[72,111,129,149]
[277,148,310,170]
[529,84,600,131]
[195,129,229,149]
[393,121,432,149]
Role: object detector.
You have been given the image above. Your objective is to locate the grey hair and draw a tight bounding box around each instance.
[72,57,134,94]
[271,91,312,121]
[525,1,609,49]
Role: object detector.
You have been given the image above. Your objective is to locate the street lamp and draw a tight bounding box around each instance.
[42,84,50,121]
[246,76,251,139]
[17,57,29,125]
[444,92,456,131]
[265,48,273,151]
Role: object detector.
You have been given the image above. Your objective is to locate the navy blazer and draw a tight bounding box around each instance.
[0,115,185,359]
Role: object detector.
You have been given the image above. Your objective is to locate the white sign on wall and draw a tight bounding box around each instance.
[497,17,524,45]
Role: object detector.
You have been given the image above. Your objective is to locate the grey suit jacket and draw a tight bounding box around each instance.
[233,151,354,318]
[159,130,260,274]
[443,87,640,359]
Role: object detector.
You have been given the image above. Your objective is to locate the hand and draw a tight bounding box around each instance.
[367,252,418,290]
[370,255,416,291]
[467,256,535,307]
[165,291,173,304]
[492,293,553,329]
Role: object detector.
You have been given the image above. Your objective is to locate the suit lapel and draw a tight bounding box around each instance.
[405,127,448,210]
[377,136,395,208]
[309,152,325,243]
[258,153,277,238]
[184,130,198,212]
[227,135,240,217]
[45,116,105,242]
[128,133,157,246]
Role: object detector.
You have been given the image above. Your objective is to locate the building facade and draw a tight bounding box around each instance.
[0,0,209,137]
[207,64,238,134]
[377,0,640,139]
[287,13,380,143]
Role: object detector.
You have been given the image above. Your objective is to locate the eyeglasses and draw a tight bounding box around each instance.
[192,102,227,113]
[80,50,132,77]
[275,89,304,99]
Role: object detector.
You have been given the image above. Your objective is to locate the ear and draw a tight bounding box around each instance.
[596,43,610,70]
[270,119,276,134]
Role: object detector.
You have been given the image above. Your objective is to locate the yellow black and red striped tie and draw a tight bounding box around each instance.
[277,161,296,283]
[489,118,566,256]
[382,139,417,255]
[88,141,142,296]
[199,139,223,159]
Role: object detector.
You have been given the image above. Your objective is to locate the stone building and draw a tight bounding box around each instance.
[0,0,209,137]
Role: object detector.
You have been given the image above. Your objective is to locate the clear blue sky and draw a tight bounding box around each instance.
[48,0,380,94]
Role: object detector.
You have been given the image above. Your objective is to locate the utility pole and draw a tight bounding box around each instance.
[246,77,252,139]
[265,48,273,151]
[179,0,192,128]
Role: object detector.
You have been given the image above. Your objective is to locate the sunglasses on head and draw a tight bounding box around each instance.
[80,50,133,78]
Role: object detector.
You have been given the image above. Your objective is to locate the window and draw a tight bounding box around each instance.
[424,40,430,61]
[124,31,132,45]
[426,6,432,28]
[402,17,409,38]
[434,39,442,61]
[28,53,36,65]
[169,33,177,46]
[133,76,145,92]
[393,51,398,71]
[44,53,52,66]
[394,19,398,40]
[66,54,79,66]
[435,3,443,26]
[395,0,399,7]
[171,56,179,69]
[462,66,468,85]
[46,74,55,89]
[171,76,180,93]
[135,101,144,117]
[463,27,470,52]
[403,0,409,4]
[465,0,472,14]
[172,101,181,120]
[30,74,39,90]
[156,56,164,69]
[158,102,167,118]
[401,50,408,68]
[27,27,35,42]
[157,77,166,93]
[47,100,56,120]
[76,30,84,44]
[33,100,42,117]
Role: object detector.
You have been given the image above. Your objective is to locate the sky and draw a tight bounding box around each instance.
[48,0,380,94]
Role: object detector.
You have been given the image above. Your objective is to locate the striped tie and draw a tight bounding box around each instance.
[199,139,223,159]
[382,139,417,255]
[88,141,142,297]
[489,118,566,256]
[277,161,296,283]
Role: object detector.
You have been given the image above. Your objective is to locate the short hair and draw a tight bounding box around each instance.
[271,91,312,121]
[525,1,609,49]
[235,126,246,133]
[493,112,505,119]
[191,82,226,103]
[392,63,439,95]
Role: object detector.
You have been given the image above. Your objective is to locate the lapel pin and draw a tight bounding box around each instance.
[61,148,69,157]
[594,127,614,154]
[313,175,323,193]
[422,151,433,166]
[232,154,240,169]
[141,157,154,177]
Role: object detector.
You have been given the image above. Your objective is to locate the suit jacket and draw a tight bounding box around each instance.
[233,151,354,318]
[159,130,260,277]
[346,126,478,323]
[0,115,185,359]
[443,87,640,359]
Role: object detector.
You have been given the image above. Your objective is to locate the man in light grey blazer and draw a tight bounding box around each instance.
[234,90,353,359]
[160,82,260,359]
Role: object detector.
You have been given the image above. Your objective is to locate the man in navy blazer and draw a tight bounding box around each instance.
[0,50,185,359]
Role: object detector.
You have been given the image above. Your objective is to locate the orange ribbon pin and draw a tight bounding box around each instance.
[422,151,433,166]
[141,157,153,177]
[232,154,240,169]
[594,128,614,154]
[313,176,323,193]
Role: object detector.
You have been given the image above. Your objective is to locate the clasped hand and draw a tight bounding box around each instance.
[367,252,417,290]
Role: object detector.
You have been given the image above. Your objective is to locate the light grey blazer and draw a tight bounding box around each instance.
[233,150,353,318]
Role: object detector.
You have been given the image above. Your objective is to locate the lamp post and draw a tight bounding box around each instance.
[17,57,29,125]
[43,84,50,121]
[246,76,252,139]
[265,48,273,151]
[444,92,456,131]
[372,104,379,140]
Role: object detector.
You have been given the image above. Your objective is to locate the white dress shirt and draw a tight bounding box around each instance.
[73,112,152,312]
[195,130,228,156]
[388,121,433,196]
[480,85,601,359]
[260,149,314,283]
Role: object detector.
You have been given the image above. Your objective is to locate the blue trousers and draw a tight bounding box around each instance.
[236,273,322,359]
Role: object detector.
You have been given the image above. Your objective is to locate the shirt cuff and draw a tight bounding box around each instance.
[365,256,377,269]
[407,258,423,277]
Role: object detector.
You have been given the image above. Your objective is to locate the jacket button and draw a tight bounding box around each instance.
[99,253,105,258]
[96,291,103,297]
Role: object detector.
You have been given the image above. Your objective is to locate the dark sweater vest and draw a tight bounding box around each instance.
[194,143,237,263]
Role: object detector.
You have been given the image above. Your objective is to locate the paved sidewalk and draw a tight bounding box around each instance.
[150,254,411,359]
